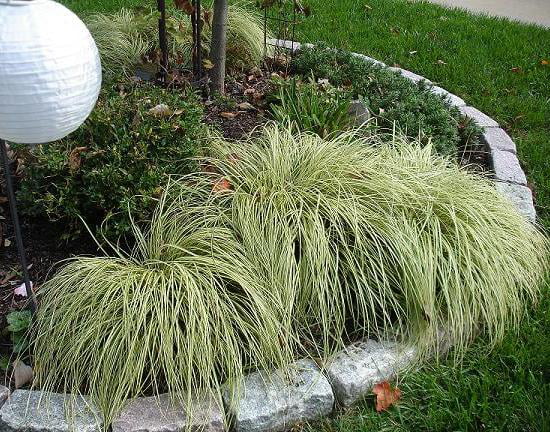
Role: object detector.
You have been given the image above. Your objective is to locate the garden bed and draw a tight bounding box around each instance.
[0,31,546,432]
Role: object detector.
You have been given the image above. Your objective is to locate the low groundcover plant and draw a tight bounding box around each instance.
[32,125,548,428]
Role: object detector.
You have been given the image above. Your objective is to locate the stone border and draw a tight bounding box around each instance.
[0,41,538,432]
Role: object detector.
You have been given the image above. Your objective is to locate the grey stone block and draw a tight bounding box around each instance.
[482,128,517,154]
[350,52,386,67]
[388,67,431,84]
[0,387,9,409]
[459,106,499,128]
[495,182,536,223]
[268,39,302,53]
[430,86,466,107]
[112,394,224,432]
[325,340,416,407]
[349,100,371,126]
[0,390,101,432]
[225,359,334,432]
[491,150,527,185]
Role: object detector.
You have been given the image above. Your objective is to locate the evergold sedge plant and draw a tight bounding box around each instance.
[32,125,548,429]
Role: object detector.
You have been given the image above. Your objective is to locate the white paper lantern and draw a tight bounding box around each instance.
[0,0,102,144]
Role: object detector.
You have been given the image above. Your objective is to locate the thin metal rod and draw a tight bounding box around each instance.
[0,140,36,312]
[191,0,203,83]
[157,0,169,83]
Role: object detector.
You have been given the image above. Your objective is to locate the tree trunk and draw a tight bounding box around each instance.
[210,0,228,94]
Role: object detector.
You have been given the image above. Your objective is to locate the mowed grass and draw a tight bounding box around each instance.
[299,0,550,229]
[61,0,550,430]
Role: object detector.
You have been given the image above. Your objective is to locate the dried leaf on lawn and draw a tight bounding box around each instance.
[68,146,88,172]
[373,381,402,412]
[149,104,173,117]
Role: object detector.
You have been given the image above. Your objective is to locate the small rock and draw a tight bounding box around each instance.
[495,182,536,223]
[0,386,9,408]
[491,149,527,185]
[348,100,371,127]
[482,127,516,154]
[13,360,33,389]
[112,393,224,432]
[0,390,102,432]
[224,359,334,432]
[325,340,416,407]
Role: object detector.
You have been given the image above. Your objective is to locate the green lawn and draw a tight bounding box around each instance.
[62,0,550,430]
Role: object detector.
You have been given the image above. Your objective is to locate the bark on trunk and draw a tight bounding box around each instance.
[210,0,228,94]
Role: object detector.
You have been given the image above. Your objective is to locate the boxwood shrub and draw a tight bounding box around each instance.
[17,83,206,242]
[291,43,481,156]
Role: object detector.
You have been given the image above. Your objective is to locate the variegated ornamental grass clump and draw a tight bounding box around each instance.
[32,125,548,426]
[85,3,271,76]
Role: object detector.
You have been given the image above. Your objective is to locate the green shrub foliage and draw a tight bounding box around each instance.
[17,84,205,241]
[292,44,481,156]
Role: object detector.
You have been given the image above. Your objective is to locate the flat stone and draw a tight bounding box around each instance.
[225,359,334,432]
[482,127,517,154]
[495,182,536,223]
[0,390,101,432]
[491,149,527,185]
[348,100,371,126]
[388,67,431,84]
[112,394,224,432]
[325,340,416,407]
[430,86,466,107]
[0,387,9,409]
[459,106,499,127]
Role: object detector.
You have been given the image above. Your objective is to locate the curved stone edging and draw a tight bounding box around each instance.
[0,40,538,432]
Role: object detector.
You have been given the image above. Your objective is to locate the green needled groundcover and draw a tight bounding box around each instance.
[31,125,548,427]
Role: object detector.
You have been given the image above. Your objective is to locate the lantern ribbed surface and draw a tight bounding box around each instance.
[0,0,102,144]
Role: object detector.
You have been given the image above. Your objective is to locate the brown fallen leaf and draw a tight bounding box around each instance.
[220,112,238,120]
[237,102,256,111]
[149,104,173,117]
[174,0,194,14]
[511,66,523,74]
[68,146,87,172]
[13,360,34,389]
[213,178,232,193]
[0,271,16,286]
[373,381,402,412]
[541,60,549,66]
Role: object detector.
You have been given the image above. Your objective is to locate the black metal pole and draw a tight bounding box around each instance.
[157,0,169,83]
[191,0,202,83]
[0,140,36,312]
